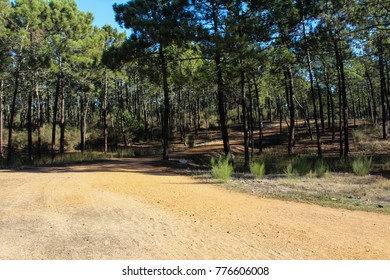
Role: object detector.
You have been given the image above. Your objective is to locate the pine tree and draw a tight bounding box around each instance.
[113,0,194,160]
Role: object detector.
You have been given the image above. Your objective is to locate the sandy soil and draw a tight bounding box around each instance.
[0,157,389,260]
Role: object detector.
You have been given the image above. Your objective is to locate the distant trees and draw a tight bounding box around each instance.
[0,0,388,166]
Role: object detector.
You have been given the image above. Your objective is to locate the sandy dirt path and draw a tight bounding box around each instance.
[0,157,389,260]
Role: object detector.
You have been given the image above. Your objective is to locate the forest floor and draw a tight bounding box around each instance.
[0,156,390,260]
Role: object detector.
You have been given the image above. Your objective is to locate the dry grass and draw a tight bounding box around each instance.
[225,173,390,213]
[187,169,390,214]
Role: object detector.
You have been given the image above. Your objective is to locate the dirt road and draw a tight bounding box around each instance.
[0,157,389,259]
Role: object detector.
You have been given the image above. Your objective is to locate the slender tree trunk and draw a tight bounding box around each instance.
[365,66,377,122]
[80,92,86,152]
[315,75,325,134]
[27,74,34,163]
[333,37,348,158]
[285,65,296,156]
[178,88,184,144]
[0,79,3,159]
[241,68,249,168]
[159,45,170,160]
[103,70,108,153]
[197,96,201,131]
[350,90,357,126]
[60,79,65,154]
[117,79,128,148]
[212,7,230,156]
[326,90,331,129]
[279,101,283,135]
[143,101,148,140]
[51,60,62,159]
[324,66,335,141]
[268,97,272,122]
[303,20,322,158]
[306,50,322,158]
[7,62,21,165]
[247,80,255,160]
[336,64,343,157]
[193,99,198,136]
[296,99,313,140]
[377,34,388,139]
[46,93,51,124]
[36,80,41,158]
[253,79,264,154]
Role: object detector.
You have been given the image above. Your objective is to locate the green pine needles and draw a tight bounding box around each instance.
[285,157,330,178]
[210,154,234,183]
[250,162,266,179]
[352,156,372,176]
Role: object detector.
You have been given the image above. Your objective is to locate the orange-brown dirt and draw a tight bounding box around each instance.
[0,157,389,260]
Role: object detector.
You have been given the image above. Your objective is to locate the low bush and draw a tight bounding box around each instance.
[211,154,234,183]
[313,160,329,178]
[285,162,297,178]
[285,157,312,177]
[352,156,372,176]
[250,162,266,179]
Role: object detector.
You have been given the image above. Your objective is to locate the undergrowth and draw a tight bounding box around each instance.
[352,156,372,176]
[210,154,233,182]
[250,162,266,179]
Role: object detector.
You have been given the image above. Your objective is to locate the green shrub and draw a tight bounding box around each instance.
[294,157,312,176]
[211,154,233,182]
[314,160,329,178]
[285,157,311,177]
[307,169,317,179]
[285,162,297,178]
[250,162,265,179]
[352,156,372,176]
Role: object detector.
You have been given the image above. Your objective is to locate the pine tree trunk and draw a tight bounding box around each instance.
[268,97,272,122]
[178,88,184,144]
[103,71,108,153]
[197,97,201,131]
[303,20,322,159]
[285,65,296,156]
[212,8,230,157]
[0,79,3,159]
[365,67,377,122]
[27,74,34,163]
[36,80,41,158]
[80,93,86,152]
[333,37,349,158]
[247,79,254,160]
[143,101,148,140]
[324,66,336,141]
[253,79,264,154]
[60,80,65,155]
[306,49,322,159]
[315,76,325,134]
[241,69,249,168]
[159,46,170,160]
[51,60,62,159]
[377,34,388,139]
[7,62,21,165]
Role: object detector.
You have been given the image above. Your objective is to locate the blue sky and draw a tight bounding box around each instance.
[74,0,128,31]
